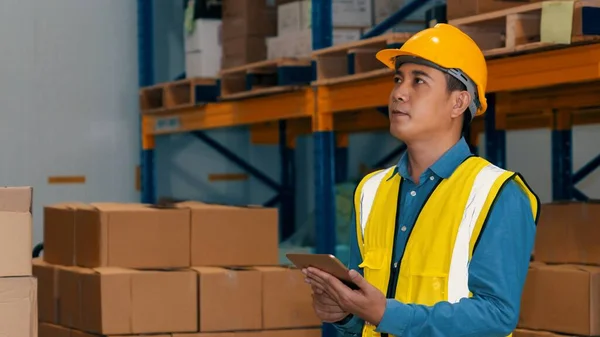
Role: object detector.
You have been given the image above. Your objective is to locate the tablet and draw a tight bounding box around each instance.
[286,253,359,290]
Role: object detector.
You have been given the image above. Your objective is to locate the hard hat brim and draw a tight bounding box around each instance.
[376,49,424,70]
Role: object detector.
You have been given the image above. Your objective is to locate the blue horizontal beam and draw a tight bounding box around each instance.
[191,131,281,192]
[572,152,600,184]
[362,0,434,38]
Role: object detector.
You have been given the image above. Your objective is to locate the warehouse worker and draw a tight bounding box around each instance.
[303,23,540,337]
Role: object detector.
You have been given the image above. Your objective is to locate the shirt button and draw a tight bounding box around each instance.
[410,190,416,197]
[430,176,435,181]
[401,226,407,232]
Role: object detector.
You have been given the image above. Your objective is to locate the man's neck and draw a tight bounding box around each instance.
[405,135,461,183]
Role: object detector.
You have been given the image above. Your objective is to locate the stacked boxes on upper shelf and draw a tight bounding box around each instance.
[267,0,371,59]
[184,0,223,78]
[0,187,36,337]
[515,201,600,337]
[445,0,544,20]
[36,201,321,337]
[221,0,277,69]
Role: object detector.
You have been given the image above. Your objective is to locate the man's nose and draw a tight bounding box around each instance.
[392,82,409,102]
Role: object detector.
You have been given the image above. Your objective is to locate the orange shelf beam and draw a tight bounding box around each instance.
[142,88,314,136]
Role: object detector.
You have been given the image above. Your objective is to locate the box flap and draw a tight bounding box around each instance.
[32,258,52,268]
[0,186,32,212]
[540,263,600,274]
[91,267,142,275]
[190,266,229,274]
[254,266,290,272]
[46,202,89,210]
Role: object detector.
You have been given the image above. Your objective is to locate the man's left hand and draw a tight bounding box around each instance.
[303,267,387,326]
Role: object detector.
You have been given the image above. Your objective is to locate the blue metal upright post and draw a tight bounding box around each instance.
[138,0,156,204]
[279,120,296,241]
[484,93,506,168]
[312,0,335,255]
[312,1,337,336]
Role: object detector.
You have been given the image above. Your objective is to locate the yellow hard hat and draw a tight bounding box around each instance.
[376,23,488,117]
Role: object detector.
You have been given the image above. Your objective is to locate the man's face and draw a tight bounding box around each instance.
[388,62,457,142]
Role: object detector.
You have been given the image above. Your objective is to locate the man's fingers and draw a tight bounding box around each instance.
[348,269,369,291]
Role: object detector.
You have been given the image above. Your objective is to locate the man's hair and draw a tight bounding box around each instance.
[444,74,472,137]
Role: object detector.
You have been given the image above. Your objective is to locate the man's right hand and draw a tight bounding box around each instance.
[311,288,351,323]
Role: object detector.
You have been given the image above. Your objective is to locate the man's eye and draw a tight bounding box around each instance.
[415,78,424,84]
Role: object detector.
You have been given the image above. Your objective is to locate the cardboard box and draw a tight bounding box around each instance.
[513,328,577,337]
[75,203,191,268]
[277,0,372,34]
[193,267,262,332]
[534,202,600,265]
[277,0,311,34]
[173,330,321,337]
[261,329,322,337]
[72,330,171,337]
[43,202,86,266]
[186,50,222,78]
[332,0,373,27]
[519,263,600,335]
[178,202,279,266]
[185,18,222,53]
[33,258,59,324]
[0,186,32,277]
[270,28,361,59]
[374,0,407,25]
[222,0,277,40]
[185,19,222,77]
[0,276,37,337]
[39,323,69,337]
[447,0,539,20]
[58,266,197,335]
[222,36,268,69]
[258,266,321,329]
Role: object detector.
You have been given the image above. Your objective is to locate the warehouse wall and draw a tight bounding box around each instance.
[0,0,140,248]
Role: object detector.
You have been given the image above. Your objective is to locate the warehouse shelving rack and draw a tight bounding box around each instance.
[137,0,600,266]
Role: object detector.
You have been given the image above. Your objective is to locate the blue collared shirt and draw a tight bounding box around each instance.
[334,137,537,337]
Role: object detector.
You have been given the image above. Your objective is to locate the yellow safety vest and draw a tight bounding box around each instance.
[353,156,539,337]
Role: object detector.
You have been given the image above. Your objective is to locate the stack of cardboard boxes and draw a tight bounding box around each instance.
[184,0,223,78]
[515,201,600,337]
[0,187,37,337]
[446,0,543,20]
[184,0,418,76]
[266,0,370,59]
[220,0,278,69]
[35,201,322,337]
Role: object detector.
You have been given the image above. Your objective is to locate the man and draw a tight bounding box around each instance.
[303,23,540,337]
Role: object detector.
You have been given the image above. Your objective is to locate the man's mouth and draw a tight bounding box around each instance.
[391,109,409,116]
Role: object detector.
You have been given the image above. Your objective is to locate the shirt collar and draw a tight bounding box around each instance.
[394,137,473,182]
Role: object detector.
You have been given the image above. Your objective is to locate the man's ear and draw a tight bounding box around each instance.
[451,91,471,118]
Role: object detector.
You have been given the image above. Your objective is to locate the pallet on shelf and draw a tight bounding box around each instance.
[218,58,313,100]
[139,77,219,114]
[311,32,413,86]
[449,0,600,58]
